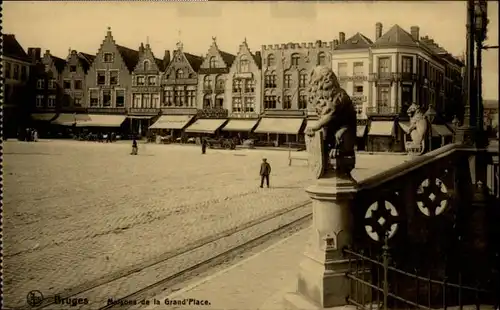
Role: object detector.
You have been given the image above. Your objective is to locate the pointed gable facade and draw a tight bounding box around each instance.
[161,42,202,115]
[227,39,262,117]
[197,37,236,111]
[86,27,138,112]
[60,50,94,111]
[35,50,67,111]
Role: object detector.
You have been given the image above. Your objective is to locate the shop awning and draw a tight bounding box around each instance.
[149,115,194,130]
[254,118,304,135]
[306,120,318,129]
[75,115,126,127]
[128,115,154,120]
[32,113,56,121]
[399,122,411,134]
[222,119,259,132]
[357,125,367,137]
[51,114,91,126]
[368,121,395,136]
[185,119,228,134]
[431,124,453,137]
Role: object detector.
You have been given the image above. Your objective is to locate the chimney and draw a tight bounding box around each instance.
[339,32,345,44]
[163,50,171,67]
[139,43,145,53]
[410,26,420,41]
[375,22,383,40]
[27,47,41,64]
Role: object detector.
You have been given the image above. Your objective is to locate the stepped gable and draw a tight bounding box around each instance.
[116,44,140,72]
[184,52,203,72]
[335,32,373,50]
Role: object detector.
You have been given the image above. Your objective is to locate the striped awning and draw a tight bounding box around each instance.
[222,119,259,132]
[368,121,395,136]
[185,119,228,134]
[149,115,194,130]
[51,114,91,126]
[32,113,56,121]
[75,115,126,127]
[254,118,304,134]
[431,124,453,137]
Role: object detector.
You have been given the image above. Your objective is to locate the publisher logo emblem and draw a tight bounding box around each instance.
[27,290,44,307]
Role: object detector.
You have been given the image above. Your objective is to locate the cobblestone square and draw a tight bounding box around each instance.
[3,140,409,308]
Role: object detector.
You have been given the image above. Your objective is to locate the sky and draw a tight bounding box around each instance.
[3,1,498,100]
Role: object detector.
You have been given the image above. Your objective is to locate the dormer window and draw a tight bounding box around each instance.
[209,57,216,68]
[104,53,114,63]
[176,69,184,79]
[239,56,249,73]
[144,60,150,71]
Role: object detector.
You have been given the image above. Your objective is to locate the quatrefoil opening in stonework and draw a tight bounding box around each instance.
[364,200,399,242]
[416,178,449,217]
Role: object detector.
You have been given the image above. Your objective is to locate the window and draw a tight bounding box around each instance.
[144,60,150,71]
[284,73,292,88]
[204,76,211,89]
[74,80,83,90]
[233,79,242,93]
[245,79,255,93]
[204,95,211,108]
[48,95,56,108]
[74,98,82,107]
[354,85,363,94]
[164,90,173,106]
[240,56,249,72]
[377,86,390,107]
[232,98,242,112]
[133,94,141,107]
[5,63,11,79]
[283,95,292,109]
[353,62,364,76]
[317,52,326,66]
[142,94,151,108]
[378,57,391,73]
[70,65,77,72]
[97,71,106,85]
[178,87,186,106]
[103,53,114,62]
[21,66,27,81]
[64,80,72,90]
[264,95,277,109]
[152,94,160,107]
[244,97,255,112]
[110,71,119,85]
[90,90,99,107]
[267,54,275,66]
[291,54,300,66]
[298,92,307,110]
[102,90,112,107]
[176,69,184,79]
[338,63,348,77]
[13,64,19,80]
[265,72,276,88]
[187,90,196,107]
[216,78,225,90]
[36,95,44,108]
[37,79,45,90]
[116,89,125,107]
[402,56,413,73]
[209,57,216,68]
[136,76,145,86]
[148,76,157,86]
[299,72,307,88]
[48,79,56,89]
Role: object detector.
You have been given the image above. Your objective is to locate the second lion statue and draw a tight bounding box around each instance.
[305,65,357,178]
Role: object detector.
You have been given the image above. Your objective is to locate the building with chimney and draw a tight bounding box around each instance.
[129,42,168,137]
[2,34,34,138]
[256,40,333,146]
[218,38,262,140]
[149,41,202,140]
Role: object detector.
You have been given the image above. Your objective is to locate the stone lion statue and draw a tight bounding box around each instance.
[405,102,430,155]
[305,65,357,176]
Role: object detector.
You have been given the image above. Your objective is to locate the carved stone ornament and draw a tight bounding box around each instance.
[305,130,326,179]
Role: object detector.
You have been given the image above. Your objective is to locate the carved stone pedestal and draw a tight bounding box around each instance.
[284,171,359,310]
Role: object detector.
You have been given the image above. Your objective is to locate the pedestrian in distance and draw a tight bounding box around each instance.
[259,158,271,188]
[131,137,138,155]
[201,138,207,155]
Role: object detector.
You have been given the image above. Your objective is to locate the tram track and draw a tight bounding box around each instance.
[21,200,311,310]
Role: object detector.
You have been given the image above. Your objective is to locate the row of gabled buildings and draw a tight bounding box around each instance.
[4,22,465,151]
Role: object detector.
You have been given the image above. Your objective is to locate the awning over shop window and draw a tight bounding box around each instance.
[32,113,56,121]
[149,115,194,130]
[128,115,154,120]
[185,119,228,134]
[222,119,259,132]
[75,115,126,127]
[357,125,367,137]
[51,114,91,126]
[368,121,395,136]
[254,118,304,135]
[431,124,453,137]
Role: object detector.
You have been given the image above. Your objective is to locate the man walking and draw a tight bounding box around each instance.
[259,158,271,188]
[131,137,138,155]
